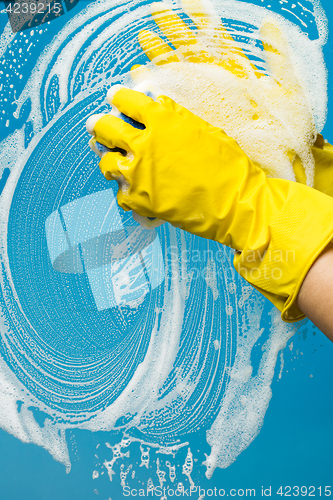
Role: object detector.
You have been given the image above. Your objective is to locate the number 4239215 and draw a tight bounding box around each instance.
[276,486,332,497]
[5,2,62,14]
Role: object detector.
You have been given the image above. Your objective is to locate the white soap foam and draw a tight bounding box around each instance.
[0,0,327,483]
[131,0,328,185]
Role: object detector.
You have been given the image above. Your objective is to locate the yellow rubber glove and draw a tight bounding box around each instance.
[131,0,318,186]
[134,0,333,198]
[302,136,333,196]
[86,86,333,323]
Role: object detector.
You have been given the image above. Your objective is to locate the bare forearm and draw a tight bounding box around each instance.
[297,242,333,342]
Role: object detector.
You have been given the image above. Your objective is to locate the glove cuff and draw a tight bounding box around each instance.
[233,180,333,322]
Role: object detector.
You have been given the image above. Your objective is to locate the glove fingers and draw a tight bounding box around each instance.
[94,114,141,151]
[99,154,134,213]
[151,3,197,49]
[181,0,233,43]
[260,20,299,88]
[99,153,132,212]
[147,1,264,79]
[138,30,180,65]
[181,0,265,78]
[99,151,131,182]
[130,64,152,83]
[108,86,158,124]
[150,3,214,63]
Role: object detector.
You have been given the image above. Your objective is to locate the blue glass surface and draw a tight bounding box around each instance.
[0,0,332,498]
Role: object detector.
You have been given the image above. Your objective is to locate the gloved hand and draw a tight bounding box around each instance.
[134,0,333,199]
[88,80,166,229]
[86,86,333,322]
[131,0,318,186]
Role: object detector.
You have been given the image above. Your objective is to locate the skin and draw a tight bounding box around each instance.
[297,242,333,342]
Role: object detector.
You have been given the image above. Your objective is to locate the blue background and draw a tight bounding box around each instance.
[0,1,332,499]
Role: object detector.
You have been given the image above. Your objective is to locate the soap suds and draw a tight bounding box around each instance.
[0,0,327,482]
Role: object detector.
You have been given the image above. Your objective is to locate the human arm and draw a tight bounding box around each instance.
[297,242,333,342]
